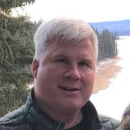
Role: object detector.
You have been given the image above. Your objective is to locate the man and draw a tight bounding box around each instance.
[0,18,119,130]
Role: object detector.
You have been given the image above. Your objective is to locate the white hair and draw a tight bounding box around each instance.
[34,17,98,62]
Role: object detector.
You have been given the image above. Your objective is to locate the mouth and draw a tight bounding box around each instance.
[59,86,80,91]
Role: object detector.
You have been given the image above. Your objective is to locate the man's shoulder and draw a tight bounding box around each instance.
[0,105,26,126]
[99,115,120,129]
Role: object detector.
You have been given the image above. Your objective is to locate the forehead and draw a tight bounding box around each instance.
[45,39,95,59]
[51,39,93,50]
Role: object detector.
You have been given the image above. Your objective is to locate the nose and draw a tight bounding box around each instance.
[64,65,81,81]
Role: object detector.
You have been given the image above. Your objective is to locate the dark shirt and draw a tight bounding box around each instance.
[64,115,89,130]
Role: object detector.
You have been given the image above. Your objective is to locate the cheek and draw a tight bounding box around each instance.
[82,72,95,95]
[84,71,95,84]
[35,66,49,86]
[83,72,95,93]
[37,65,63,84]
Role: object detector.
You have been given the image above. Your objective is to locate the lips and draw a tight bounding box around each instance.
[59,86,80,91]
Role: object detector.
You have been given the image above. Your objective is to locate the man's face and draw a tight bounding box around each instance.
[32,39,96,114]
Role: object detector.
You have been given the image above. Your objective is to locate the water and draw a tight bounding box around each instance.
[90,36,130,121]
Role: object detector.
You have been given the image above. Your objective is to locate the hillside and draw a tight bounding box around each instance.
[93,57,121,93]
[89,19,130,36]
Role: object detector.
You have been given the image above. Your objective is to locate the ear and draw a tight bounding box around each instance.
[31,59,39,78]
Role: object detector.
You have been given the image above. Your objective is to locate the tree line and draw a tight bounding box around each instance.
[0,0,117,116]
[95,29,117,61]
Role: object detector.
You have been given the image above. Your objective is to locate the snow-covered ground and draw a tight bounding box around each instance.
[90,36,130,121]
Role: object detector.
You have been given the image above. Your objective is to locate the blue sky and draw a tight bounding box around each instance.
[13,0,130,22]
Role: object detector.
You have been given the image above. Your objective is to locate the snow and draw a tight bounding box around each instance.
[90,36,130,121]
[96,58,114,72]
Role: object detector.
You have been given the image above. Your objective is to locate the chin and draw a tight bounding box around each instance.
[62,101,83,112]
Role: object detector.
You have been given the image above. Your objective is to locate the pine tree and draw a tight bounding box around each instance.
[96,29,117,61]
[0,0,35,116]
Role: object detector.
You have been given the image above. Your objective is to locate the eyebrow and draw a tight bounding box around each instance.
[80,53,93,61]
[53,54,93,61]
[52,54,68,59]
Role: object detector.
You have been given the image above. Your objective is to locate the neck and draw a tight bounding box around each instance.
[44,108,83,129]
[46,108,83,129]
[63,111,83,129]
[36,100,82,129]
[34,93,83,129]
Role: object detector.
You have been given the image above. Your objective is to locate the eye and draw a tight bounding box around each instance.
[56,59,69,64]
[78,61,89,67]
